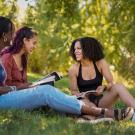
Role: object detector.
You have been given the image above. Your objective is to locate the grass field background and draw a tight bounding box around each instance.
[0,73,135,135]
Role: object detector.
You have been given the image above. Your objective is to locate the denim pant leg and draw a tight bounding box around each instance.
[44,85,82,115]
[0,86,48,109]
[0,85,82,115]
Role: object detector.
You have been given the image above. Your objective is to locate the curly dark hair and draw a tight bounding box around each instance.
[69,37,105,62]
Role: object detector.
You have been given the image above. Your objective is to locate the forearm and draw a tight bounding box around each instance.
[0,86,16,95]
[105,82,115,91]
[16,82,31,90]
[5,80,31,90]
[71,89,80,96]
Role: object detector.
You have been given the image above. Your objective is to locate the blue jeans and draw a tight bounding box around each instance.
[0,85,82,115]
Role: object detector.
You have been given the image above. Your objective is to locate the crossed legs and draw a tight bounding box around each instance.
[98,83,135,108]
[80,83,135,120]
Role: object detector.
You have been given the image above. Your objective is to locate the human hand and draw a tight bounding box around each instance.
[95,85,106,95]
[76,92,86,100]
[76,92,84,97]
[29,83,39,88]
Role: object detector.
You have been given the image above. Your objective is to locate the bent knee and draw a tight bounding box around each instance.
[38,85,56,92]
[111,83,126,92]
[34,85,55,96]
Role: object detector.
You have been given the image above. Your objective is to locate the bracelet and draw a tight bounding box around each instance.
[103,85,107,91]
[9,86,17,91]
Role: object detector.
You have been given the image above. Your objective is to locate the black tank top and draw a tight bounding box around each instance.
[77,62,103,92]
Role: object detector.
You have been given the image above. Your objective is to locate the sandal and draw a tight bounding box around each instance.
[114,107,134,121]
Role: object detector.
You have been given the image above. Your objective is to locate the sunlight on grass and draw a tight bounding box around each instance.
[27,72,43,82]
[0,73,134,135]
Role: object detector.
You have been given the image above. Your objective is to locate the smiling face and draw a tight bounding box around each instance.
[74,41,83,61]
[23,35,37,54]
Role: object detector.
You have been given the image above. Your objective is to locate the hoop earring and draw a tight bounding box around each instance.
[3,37,7,42]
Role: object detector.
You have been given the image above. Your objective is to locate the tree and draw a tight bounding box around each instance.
[24,0,80,74]
[105,0,135,82]
[0,0,18,23]
[24,0,135,82]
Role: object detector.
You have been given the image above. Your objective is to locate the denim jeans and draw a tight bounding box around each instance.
[0,85,82,115]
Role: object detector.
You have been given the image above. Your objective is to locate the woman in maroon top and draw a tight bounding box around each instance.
[1,27,37,89]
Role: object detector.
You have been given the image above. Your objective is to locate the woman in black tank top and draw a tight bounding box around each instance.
[69,37,135,117]
[77,62,103,92]
[77,62,103,105]
[69,37,106,105]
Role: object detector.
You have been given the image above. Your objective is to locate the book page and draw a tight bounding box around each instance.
[31,76,55,86]
[77,90,97,99]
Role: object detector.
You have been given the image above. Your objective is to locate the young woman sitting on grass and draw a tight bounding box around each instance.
[0,16,134,121]
[69,36,135,121]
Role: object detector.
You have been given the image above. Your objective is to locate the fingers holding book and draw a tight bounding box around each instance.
[77,90,97,99]
[95,85,106,96]
[77,85,107,100]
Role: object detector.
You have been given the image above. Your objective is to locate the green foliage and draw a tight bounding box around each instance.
[24,0,81,74]
[105,0,135,82]
[23,0,135,82]
[28,48,46,73]
[0,0,18,22]
[1,0,135,81]
[27,72,43,82]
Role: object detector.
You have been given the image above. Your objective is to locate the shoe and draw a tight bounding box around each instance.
[131,109,135,122]
[114,107,134,121]
[77,117,114,124]
[132,112,135,122]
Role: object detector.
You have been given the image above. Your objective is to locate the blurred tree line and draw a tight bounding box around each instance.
[0,0,135,82]
[0,0,18,25]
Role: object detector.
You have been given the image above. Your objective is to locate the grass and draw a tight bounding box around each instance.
[0,73,135,135]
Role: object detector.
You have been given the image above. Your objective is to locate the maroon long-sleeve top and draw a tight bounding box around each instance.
[1,53,29,89]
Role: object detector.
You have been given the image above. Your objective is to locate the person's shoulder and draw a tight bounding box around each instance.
[2,53,12,58]
[1,53,13,62]
[68,63,79,75]
[69,63,79,72]
[96,58,108,67]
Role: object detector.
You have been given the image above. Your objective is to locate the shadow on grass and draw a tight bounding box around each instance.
[3,73,133,135]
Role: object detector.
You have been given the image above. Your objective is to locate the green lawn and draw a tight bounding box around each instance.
[0,74,135,135]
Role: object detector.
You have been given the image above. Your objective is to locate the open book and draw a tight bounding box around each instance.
[31,72,62,87]
[77,90,97,99]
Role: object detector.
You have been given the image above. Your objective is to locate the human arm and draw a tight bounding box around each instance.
[100,59,114,89]
[1,54,14,86]
[0,86,17,95]
[68,65,80,96]
[0,86,11,95]
[13,82,32,90]
[96,59,115,94]
[2,54,31,90]
[0,83,35,95]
